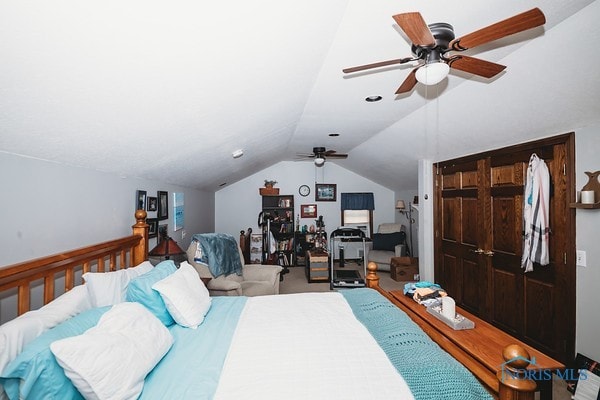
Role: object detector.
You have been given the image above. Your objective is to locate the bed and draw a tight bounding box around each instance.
[0,211,548,400]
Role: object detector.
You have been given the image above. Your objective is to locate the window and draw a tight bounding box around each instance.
[341,209,372,238]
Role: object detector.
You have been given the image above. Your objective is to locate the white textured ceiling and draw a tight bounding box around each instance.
[1,0,598,191]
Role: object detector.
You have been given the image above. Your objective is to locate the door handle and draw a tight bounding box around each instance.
[484,250,495,257]
[469,248,485,254]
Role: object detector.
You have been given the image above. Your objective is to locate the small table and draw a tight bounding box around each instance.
[389,290,564,400]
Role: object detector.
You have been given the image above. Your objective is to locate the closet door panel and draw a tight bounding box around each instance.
[461,258,484,314]
[492,267,519,335]
[440,254,460,302]
[524,278,555,353]
[462,198,478,246]
[442,198,460,242]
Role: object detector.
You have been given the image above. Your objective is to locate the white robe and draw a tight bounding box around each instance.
[521,153,550,272]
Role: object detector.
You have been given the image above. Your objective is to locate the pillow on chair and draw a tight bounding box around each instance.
[372,232,405,251]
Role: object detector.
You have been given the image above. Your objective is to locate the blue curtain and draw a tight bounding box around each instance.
[340,193,375,210]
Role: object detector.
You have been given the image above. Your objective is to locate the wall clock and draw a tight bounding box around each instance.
[298,185,310,197]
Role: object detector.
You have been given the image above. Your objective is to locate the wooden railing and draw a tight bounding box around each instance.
[0,210,148,316]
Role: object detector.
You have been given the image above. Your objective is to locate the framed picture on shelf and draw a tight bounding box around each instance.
[315,184,337,202]
[157,191,169,220]
[136,190,147,211]
[147,196,157,212]
[147,218,158,238]
[301,204,317,218]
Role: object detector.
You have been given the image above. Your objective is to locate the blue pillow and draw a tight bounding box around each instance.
[0,307,109,400]
[126,260,177,326]
[372,232,406,251]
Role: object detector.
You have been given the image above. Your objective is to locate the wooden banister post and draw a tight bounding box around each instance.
[132,209,149,266]
[496,344,537,400]
[366,262,380,289]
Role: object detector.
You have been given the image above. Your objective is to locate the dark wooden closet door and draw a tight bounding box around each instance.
[437,159,488,317]
[435,134,575,363]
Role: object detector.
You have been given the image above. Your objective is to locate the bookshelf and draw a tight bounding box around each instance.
[261,195,296,267]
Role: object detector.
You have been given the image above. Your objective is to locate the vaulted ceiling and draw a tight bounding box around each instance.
[1,0,598,191]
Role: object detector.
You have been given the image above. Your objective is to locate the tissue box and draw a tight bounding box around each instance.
[390,257,419,282]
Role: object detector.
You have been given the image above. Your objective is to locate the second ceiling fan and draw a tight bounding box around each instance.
[297,147,348,166]
[343,8,546,95]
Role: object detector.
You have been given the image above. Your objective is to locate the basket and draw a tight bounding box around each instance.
[259,187,280,196]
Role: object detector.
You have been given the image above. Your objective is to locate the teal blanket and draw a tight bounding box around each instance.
[191,233,243,278]
[341,288,492,400]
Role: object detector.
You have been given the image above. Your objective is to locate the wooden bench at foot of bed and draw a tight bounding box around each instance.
[0,210,149,316]
[365,262,564,400]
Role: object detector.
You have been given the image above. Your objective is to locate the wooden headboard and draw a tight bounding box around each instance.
[0,210,149,317]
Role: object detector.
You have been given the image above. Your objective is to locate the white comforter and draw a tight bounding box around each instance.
[214,292,414,400]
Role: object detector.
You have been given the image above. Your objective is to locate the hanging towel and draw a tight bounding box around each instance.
[521,153,550,272]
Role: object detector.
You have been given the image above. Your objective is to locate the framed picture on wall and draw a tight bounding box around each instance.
[315,184,337,202]
[136,190,147,211]
[147,197,157,212]
[147,218,158,238]
[301,204,317,218]
[173,192,184,231]
[157,191,169,220]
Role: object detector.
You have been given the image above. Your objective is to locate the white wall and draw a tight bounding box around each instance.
[215,161,396,242]
[574,127,600,362]
[0,152,214,322]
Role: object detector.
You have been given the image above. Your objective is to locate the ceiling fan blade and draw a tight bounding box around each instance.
[393,12,436,47]
[326,154,348,159]
[323,150,348,159]
[447,55,506,78]
[395,68,418,94]
[450,8,545,51]
[343,58,413,74]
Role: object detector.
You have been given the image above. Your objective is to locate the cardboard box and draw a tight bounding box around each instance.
[391,256,418,266]
[390,257,419,282]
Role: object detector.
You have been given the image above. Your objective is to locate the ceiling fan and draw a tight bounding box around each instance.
[343,8,545,95]
[297,147,348,166]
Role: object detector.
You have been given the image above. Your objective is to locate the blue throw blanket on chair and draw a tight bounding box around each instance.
[191,233,243,278]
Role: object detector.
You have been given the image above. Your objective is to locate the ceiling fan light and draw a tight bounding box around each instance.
[314,157,325,166]
[415,62,450,85]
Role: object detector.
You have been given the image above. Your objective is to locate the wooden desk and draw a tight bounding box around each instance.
[389,291,564,400]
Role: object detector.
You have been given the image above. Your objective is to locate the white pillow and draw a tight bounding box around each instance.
[82,261,154,307]
[50,302,173,400]
[39,284,93,317]
[152,262,212,328]
[0,285,91,374]
[126,260,154,279]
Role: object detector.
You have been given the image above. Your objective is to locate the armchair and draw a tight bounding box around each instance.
[366,223,407,272]
[186,242,282,296]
